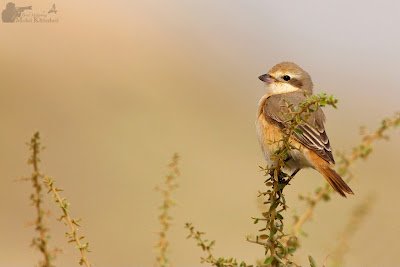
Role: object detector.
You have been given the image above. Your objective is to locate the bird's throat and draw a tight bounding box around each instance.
[267,82,299,95]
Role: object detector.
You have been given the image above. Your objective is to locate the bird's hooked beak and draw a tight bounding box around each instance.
[258,73,275,83]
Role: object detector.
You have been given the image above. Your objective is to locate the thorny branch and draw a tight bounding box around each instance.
[185,223,252,267]
[155,153,180,267]
[27,132,55,267]
[44,177,92,267]
[249,94,338,267]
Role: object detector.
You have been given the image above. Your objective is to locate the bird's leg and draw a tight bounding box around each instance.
[284,168,300,185]
[275,169,300,199]
[280,155,300,185]
[267,157,300,196]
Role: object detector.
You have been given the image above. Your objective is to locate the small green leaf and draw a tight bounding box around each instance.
[308,255,317,267]
[322,193,330,201]
[264,256,274,265]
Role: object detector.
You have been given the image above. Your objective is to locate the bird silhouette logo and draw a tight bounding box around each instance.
[48,3,57,14]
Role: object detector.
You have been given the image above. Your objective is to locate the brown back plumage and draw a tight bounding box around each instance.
[263,91,335,164]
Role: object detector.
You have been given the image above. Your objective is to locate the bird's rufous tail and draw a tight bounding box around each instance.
[309,152,354,197]
[318,165,354,197]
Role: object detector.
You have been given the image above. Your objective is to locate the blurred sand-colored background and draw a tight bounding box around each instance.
[1,1,399,266]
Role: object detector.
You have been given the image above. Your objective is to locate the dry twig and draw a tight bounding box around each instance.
[44,176,92,267]
[27,132,55,267]
[155,153,180,267]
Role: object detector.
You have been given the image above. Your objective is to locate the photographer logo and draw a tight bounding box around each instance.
[2,2,59,23]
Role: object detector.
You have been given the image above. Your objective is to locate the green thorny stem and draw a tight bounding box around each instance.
[44,177,92,267]
[185,223,253,267]
[292,112,400,237]
[155,153,180,267]
[249,94,339,267]
[28,132,55,267]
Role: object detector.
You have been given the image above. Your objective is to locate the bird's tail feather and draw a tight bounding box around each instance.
[318,165,354,197]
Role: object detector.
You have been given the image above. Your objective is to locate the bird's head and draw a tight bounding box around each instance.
[259,62,313,95]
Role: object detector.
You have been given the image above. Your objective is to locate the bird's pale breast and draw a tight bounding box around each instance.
[256,97,313,170]
[256,113,283,165]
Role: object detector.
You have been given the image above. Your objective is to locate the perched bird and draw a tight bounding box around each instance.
[256,62,353,197]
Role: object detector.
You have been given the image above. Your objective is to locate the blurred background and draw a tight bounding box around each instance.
[1,0,399,266]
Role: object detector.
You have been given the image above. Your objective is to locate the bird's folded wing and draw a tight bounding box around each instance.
[263,91,335,164]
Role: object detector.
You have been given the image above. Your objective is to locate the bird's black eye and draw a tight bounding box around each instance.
[282,75,291,81]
